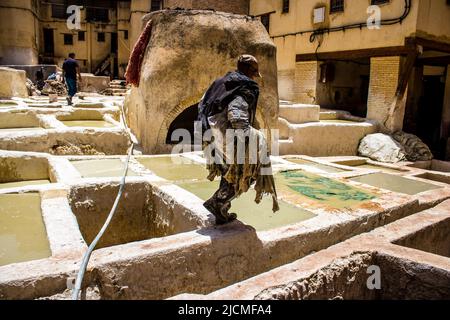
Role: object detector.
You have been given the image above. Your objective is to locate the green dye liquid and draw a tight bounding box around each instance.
[71,159,138,178]
[286,158,346,173]
[0,180,51,190]
[350,173,442,195]
[276,170,376,209]
[178,180,316,231]
[137,156,208,182]
[0,193,51,266]
[61,120,115,128]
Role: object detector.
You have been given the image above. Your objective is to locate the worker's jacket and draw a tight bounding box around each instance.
[198,71,259,134]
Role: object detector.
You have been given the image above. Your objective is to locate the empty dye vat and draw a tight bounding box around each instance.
[350,173,442,195]
[276,170,376,209]
[71,159,138,178]
[393,218,450,258]
[137,156,208,182]
[0,193,51,266]
[177,180,316,231]
[61,120,115,128]
[286,158,347,173]
[69,182,203,249]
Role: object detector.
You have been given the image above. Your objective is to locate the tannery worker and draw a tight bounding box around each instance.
[198,54,279,225]
[62,53,82,106]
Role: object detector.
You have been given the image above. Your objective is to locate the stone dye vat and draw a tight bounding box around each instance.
[57,110,117,129]
[408,160,450,173]
[125,10,278,154]
[393,218,450,258]
[0,101,19,108]
[0,107,130,156]
[284,158,348,173]
[61,120,115,128]
[0,193,51,266]
[0,112,44,132]
[137,156,208,182]
[276,170,377,209]
[0,154,54,189]
[68,181,207,249]
[70,159,139,178]
[333,159,407,174]
[350,173,443,195]
[178,180,316,231]
[320,119,363,124]
[188,201,450,300]
[0,179,50,190]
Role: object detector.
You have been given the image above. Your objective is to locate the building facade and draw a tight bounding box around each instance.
[0,0,250,78]
[250,0,450,159]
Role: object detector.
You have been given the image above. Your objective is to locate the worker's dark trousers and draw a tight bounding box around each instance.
[210,176,236,212]
[204,173,236,223]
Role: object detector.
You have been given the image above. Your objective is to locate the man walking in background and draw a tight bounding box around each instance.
[62,53,82,105]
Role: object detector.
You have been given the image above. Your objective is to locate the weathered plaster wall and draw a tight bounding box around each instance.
[416,0,450,44]
[0,0,40,65]
[0,67,29,98]
[250,0,421,102]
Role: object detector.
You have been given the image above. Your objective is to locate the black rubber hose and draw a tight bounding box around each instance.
[269,0,411,40]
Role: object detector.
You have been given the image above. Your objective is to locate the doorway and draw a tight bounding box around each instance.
[43,28,54,56]
[110,32,119,79]
[416,74,446,158]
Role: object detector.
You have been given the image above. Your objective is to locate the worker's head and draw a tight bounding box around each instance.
[237,54,262,80]
[69,53,76,59]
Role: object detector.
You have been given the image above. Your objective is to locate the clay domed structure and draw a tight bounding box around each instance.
[124,9,279,154]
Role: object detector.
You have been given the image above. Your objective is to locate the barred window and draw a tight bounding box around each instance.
[282,0,290,13]
[78,31,85,41]
[97,32,105,42]
[330,0,344,13]
[151,0,163,12]
[64,34,73,45]
[371,0,390,5]
[51,0,67,19]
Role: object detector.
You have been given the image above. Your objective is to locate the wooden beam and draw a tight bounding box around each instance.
[296,46,413,62]
[413,37,450,54]
[416,55,450,66]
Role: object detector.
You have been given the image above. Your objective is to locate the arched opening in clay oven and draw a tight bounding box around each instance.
[166,103,199,145]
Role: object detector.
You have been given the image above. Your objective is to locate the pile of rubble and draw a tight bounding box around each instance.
[26,79,41,96]
[50,142,105,156]
[41,80,67,96]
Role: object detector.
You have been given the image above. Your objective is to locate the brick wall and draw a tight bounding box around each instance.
[278,69,295,101]
[164,0,249,15]
[294,61,319,104]
[367,56,403,130]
